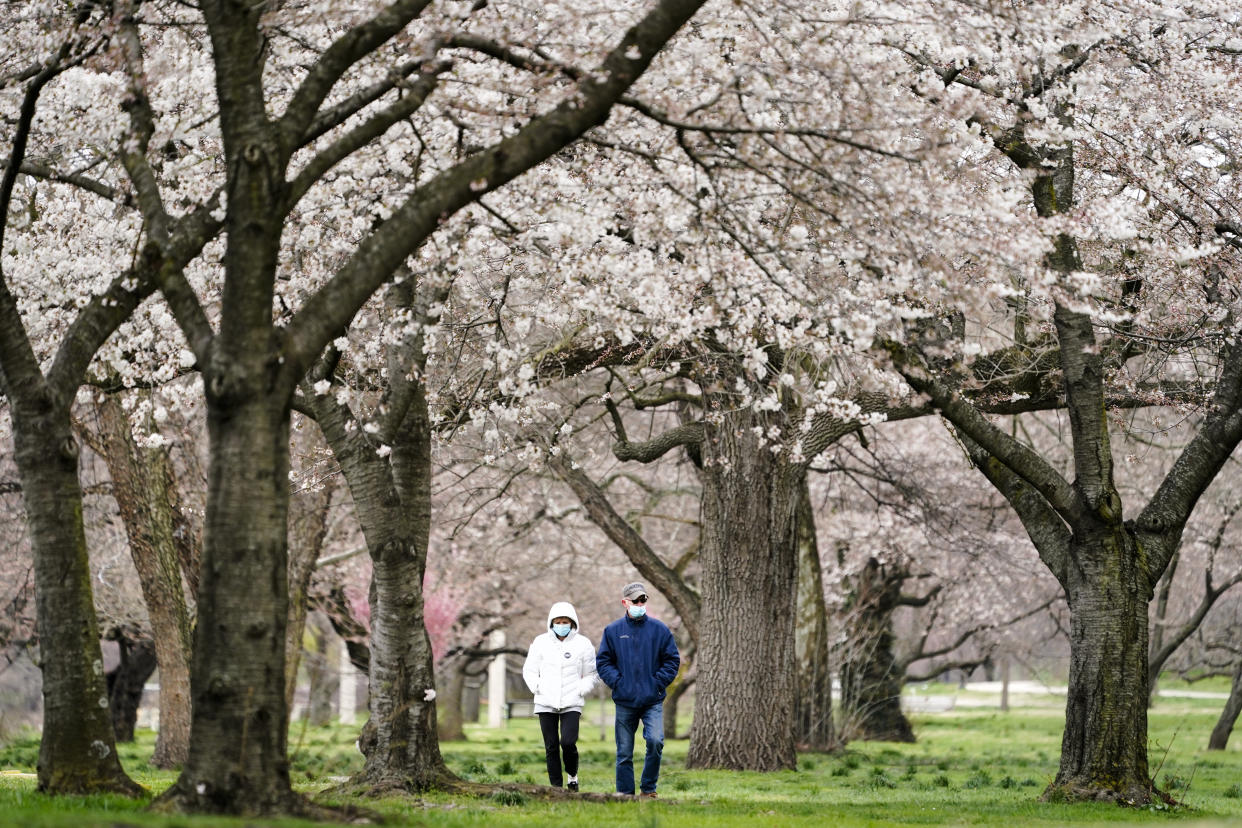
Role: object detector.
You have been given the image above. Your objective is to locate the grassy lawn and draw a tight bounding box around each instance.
[2,693,1241,827]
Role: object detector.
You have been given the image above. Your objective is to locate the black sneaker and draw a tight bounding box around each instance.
[567,780,579,792]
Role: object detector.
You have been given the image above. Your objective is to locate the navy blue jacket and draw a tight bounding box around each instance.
[595,614,680,708]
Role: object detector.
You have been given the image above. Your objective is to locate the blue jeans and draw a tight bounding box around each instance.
[614,701,664,795]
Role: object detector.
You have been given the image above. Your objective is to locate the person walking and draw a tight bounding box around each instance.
[522,601,598,792]
[595,582,680,798]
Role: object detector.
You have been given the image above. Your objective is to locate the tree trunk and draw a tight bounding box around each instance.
[1048,528,1152,802]
[838,558,914,743]
[284,476,332,720]
[436,656,468,742]
[1147,548,1179,706]
[360,383,452,790]
[794,484,836,750]
[463,680,480,723]
[305,613,336,727]
[155,395,302,814]
[686,411,799,771]
[1207,661,1242,751]
[310,374,455,791]
[106,631,157,743]
[12,406,141,795]
[664,669,693,739]
[95,392,194,768]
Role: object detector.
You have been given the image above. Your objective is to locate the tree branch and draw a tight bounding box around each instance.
[954,427,1073,588]
[1148,569,1242,686]
[278,0,436,151]
[1136,334,1242,576]
[613,422,705,463]
[886,339,1083,525]
[0,28,99,401]
[288,64,449,208]
[0,159,119,202]
[302,58,435,145]
[547,453,700,643]
[281,0,710,381]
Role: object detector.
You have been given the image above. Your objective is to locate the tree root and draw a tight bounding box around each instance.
[149,781,381,823]
[39,773,146,799]
[1040,778,1176,807]
[325,772,646,804]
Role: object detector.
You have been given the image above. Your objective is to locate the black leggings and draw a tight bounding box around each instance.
[537,711,581,787]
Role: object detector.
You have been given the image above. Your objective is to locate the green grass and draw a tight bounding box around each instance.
[2,695,1242,826]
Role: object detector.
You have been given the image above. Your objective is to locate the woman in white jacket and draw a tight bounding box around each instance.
[522,601,598,791]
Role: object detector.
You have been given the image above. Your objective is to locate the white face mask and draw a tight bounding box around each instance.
[627,605,646,619]
[552,622,572,637]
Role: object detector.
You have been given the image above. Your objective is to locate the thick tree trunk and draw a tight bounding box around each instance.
[106,631,157,743]
[1207,661,1242,751]
[794,484,836,750]
[360,550,447,789]
[838,558,914,743]
[95,392,194,768]
[686,411,799,771]
[155,396,302,814]
[1048,529,1153,802]
[13,408,141,796]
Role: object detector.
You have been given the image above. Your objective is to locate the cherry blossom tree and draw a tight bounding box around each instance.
[877,0,1242,802]
[96,0,714,814]
[1,4,218,795]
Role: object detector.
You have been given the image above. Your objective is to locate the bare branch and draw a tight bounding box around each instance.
[613,422,705,463]
[278,0,436,149]
[548,453,700,642]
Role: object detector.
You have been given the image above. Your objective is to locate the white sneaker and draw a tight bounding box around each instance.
[567,775,579,792]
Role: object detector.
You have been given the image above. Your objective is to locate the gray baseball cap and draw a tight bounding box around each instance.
[622,582,648,601]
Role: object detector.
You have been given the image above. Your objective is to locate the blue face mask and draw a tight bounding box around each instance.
[627,605,646,619]
[552,622,572,637]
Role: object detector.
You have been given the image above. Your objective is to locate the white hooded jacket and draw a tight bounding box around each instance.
[522,601,599,712]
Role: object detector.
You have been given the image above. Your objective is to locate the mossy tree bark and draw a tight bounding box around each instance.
[160,390,304,814]
[94,392,195,768]
[837,557,914,743]
[12,406,142,796]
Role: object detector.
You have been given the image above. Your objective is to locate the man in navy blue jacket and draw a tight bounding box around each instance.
[595,581,681,798]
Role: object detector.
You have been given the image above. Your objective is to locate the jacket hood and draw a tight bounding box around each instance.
[547,601,580,630]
